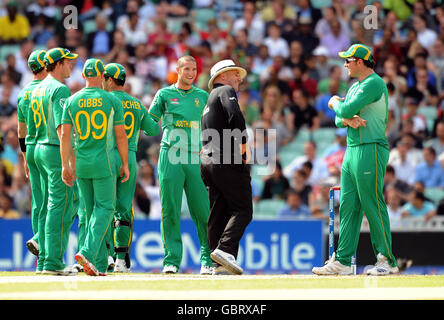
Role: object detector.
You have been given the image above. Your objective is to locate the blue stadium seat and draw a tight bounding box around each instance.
[424,187,444,205]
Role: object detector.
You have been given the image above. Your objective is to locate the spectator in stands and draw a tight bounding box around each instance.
[277,188,311,219]
[315,6,349,41]
[407,53,437,89]
[388,134,423,186]
[350,0,375,46]
[288,64,318,98]
[373,27,403,74]
[312,46,333,82]
[401,190,436,222]
[213,0,243,20]
[425,120,444,157]
[401,96,428,140]
[104,29,127,64]
[159,0,191,18]
[291,168,312,206]
[261,0,296,23]
[412,14,437,51]
[0,192,19,219]
[407,67,439,107]
[0,86,15,119]
[317,65,348,96]
[255,106,292,152]
[294,0,322,28]
[289,16,319,57]
[427,39,444,93]
[383,164,413,205]
[86,13,113,58]
[232,1,264,46]
[388,118,423,150]
[234,28,258,59]
[285,88,319,134]
[252,44,273,77]
[385,186,403,228]
[316,78,341,127]
[414,146,444,188]
[0,1,30,44]
[285,40,305,71]
[320,18,350,59]
[263,22,289,59]
[382,59,407,102]
[283,140,329,187]
[4,54,21,85]
[203,19,227,57]
[264,1,295,43]
[0,73,20,107]
[261,161,290,200]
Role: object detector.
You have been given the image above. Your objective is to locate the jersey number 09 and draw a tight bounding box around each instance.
[75,110,107,140]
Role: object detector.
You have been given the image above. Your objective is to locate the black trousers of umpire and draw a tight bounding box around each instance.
[201,163,253,260]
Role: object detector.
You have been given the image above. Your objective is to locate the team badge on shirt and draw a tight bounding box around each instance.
[195,98,200,107]
[170,98,179,104]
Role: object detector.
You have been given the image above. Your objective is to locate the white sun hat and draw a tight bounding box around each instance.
[208,59,247,90]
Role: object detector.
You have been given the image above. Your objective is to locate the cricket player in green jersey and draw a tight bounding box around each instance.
[312,44,399,276]
[17,49,47,261]
[60,58,129,276]
[31,47,79,275]
[103,63,159,272]
[149,55,213,274]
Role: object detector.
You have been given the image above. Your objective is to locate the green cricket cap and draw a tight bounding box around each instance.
[338,44,373,62]
[28,49,46,72]
[82,58,105,78]
[44,47,78,65]
[104,63,126,81]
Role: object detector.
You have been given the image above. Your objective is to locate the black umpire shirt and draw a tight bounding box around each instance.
[201,83,248,166]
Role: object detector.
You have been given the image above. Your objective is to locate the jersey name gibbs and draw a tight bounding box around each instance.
[61,87,124,179]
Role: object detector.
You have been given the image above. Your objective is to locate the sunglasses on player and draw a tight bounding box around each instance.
[345,58,359,64]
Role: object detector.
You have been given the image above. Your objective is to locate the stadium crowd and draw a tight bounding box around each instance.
[0,0,443,224]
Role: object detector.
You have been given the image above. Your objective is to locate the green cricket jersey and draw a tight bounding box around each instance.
[109,90,159,152]
[17,79,42,145]
[31,76,71,146]
[332,72,389,149]
[148,85,209,153]
[61,87,125,179]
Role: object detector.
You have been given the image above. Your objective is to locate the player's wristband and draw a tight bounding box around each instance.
[19,138,26,153]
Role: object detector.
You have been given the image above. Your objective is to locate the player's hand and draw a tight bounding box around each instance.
[346,115,367,129]
[328,96,344,110]
[120,164,130,183]
[62,166,75,187]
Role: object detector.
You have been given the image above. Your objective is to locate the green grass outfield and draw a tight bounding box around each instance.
[1,272,444,300]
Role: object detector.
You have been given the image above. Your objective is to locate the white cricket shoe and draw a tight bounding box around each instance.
[42,267,77,276]
[108,256,115,270]
[366,253,400,276]
[200,265,213,275]
[114,258,130,273]
[210,249,243,275]
[162,265,178,274]
[312,252,353,275]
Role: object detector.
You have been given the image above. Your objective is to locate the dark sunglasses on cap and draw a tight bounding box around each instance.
[345,58,358,64]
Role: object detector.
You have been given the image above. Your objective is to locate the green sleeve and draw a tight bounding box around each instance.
[141,107,160,136]
[53,86,71,129]
[148,89,164,122]
[61,98,73,125]
[17,96,25,123]
[112,95,124,125]
[332,80,381,119]
[335,116,346,128]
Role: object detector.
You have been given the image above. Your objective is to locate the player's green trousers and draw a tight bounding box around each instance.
[114,150,137,261]
[336,143,397,267]
[26,144,43,243]
[158,148,212,269]
[35,144,78,271]
[78,175,116,273]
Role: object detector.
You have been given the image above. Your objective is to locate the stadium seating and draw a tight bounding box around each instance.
[417,105,438,135]
[253,199,286,219]
[424,187,444,206]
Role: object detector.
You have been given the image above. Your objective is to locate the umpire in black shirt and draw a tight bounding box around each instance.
[201,60,253,275]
